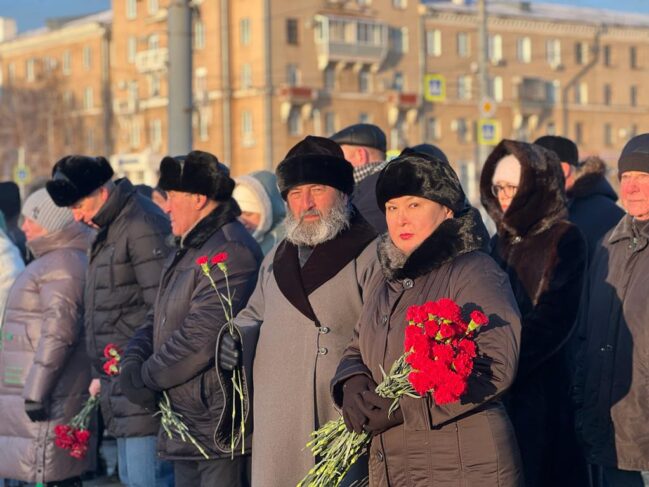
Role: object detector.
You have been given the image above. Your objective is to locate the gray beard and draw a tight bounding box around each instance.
[285,197,351,247]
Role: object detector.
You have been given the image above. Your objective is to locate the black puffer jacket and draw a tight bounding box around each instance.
[125,199,262,460]
[86,178,171,437]
[480,140,587,487]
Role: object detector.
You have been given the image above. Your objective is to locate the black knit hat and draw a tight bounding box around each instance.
[0,181,21,220]
[376,153,466,214]
[276,135,354,199]
[619,133,649,176]
[158,150,235,201]
[46,155,114,207]
[534,135,579,166]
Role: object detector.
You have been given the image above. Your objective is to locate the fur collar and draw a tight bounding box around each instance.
[481,140,568,238]
[180,198,241,249]
[378,206,488,281]
[567,157,618,202]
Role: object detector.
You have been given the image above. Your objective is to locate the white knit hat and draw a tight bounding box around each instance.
[233,184,262,214]
[492,154,522,187]
[22,188,74,233]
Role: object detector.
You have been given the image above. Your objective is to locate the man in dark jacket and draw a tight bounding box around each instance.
[46,155,172,487]
[121,151,262,486]
[574,134,649,486]
[331,123,388,233]
[535,135,624,261]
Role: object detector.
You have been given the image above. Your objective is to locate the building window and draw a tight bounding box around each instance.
[148,34,159,50]
[86,128,94,152]
[603,84,612,106]
[62,51,71,75]
[393,72,405,92]
[546,80,560,104]
[84,87,94,110]
[286,18,298,45]
[7,63,14,83]
[288,108,302,136]
[359,112,370,123]
[392,0,407,8]
[427,29,441,57]
[150,119,162,150]
[359,69,370,93]
[547,122,556,135]
[130,119,141,148]
[324,66,335,91]
[324,112,336,135]
[603,45,611,66]
[517,37,532,63]
[575,82,588,105]
[488,76,503,102]
[148,73,161,97]
[241,63,252,89]
[126,0,137,20]
[148,0,159,15]
[488,34,503,63]
[630,85,638,107]
[604,124,613,146]
[63,90,73,108]
[456,118,469,143]
[390,27,409,54]
[546,39,561,66]
[194,21,205,50]
[574,122,583,145]
[457,32,470,58]
[195,68,207,100]
[458,75,472,100]
[241,111,254,146]
[630,46,638,69]
[26,59,35,82]
[127,36,137,64]
[198,112,209,141]
[286,64,300,86]
[240,18,251,46]
[426,117,440,141]
[575,42,589,65]
[83,46,92,70]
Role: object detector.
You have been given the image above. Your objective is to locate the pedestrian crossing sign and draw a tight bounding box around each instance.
[478,119,501,146]
[424,74,446,102]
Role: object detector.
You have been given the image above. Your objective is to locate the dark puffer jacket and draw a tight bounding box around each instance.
[125,199,262,460]
[86,178,171,437]
[480,140,587,487]
[0,223,95,484]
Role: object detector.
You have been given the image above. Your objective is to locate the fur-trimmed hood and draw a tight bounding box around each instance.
[481,139,567,238]
[568,156,618,202]
[378,206,489,281]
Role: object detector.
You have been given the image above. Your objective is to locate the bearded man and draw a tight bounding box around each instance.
[217,136,381,486]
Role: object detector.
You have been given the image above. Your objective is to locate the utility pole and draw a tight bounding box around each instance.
[167,0,193,155]
[476,0,490,200]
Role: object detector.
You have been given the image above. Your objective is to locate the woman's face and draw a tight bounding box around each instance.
[386,195,453,256]
[22,217,48,242]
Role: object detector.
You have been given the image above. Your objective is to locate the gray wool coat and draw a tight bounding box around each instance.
[232,214,381,487]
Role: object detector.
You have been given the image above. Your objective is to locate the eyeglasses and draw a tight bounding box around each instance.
[491,184,518,198]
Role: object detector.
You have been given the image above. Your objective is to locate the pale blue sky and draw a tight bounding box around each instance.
[1,0,648,33]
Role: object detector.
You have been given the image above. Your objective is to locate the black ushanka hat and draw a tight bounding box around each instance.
[46,155,114,207]
[376,153,466,214]
[158,150,235,201]
[276,135,354,200]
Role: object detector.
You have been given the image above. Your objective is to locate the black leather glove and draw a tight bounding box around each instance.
[358,390,404,436]
[25,399,48,422]
[341,374,376,434]
[119,359,157,411]
[218,332,242,371]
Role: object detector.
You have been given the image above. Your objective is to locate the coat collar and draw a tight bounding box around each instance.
[27,223,92,258]
[378,206,489,281]
[92,178,134,229]
[609,213,649,247]
[273,209,377,323]
[179,198,241,249]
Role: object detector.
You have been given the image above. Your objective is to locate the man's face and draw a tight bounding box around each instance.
[70,188,108,228]
[165,191,204,236]
[286,184,339,223]
[620,171,649,221]
[239,211,261,232]
[340,145,369,168]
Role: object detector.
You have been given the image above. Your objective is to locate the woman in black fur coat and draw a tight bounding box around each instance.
[480,139,588,487]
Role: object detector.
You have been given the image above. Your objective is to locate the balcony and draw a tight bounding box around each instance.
[278,86,318,105]
[387,91,419,109]
[515,77,554,115]
[313,15,388,70]
[135,48,168,74]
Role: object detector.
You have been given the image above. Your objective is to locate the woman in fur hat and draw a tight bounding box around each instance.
[480,139,587,487]
[331,152,524,486]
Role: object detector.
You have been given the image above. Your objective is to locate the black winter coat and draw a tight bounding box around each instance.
[351,172,387,234]
[480,140,588,487]
[86,178,171,437]
[126,199,262,460]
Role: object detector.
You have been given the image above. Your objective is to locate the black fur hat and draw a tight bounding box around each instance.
[276,135,354,199]
[46,155,114,207]
[619,133,649,176]
[534,135,579,166]
[376,153,466,214]
[158,150,234,201]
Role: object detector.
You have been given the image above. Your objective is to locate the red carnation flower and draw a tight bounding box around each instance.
[103,358,119,376]
[457,340,477,358]
[70,444,88,459]
[196,256,209,266]
[74,429,91,444]
[433,298,463,323]
[423,319,440,338]
[432,343,455,365]
[211,252,228,265]
[103,343,120,359]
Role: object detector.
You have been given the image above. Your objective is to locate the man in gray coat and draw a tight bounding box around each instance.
[219,136,381,487]
[574,133,649,486]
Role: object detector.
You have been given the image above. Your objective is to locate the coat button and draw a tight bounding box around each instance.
[319,327,330,334]
[318,347,328,355]
[403,278,414,289]
[376,451,384,462]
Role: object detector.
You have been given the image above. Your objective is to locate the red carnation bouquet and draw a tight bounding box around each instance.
[102,343,122,376]
[54,395,99,459]
[298,298,489,487]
